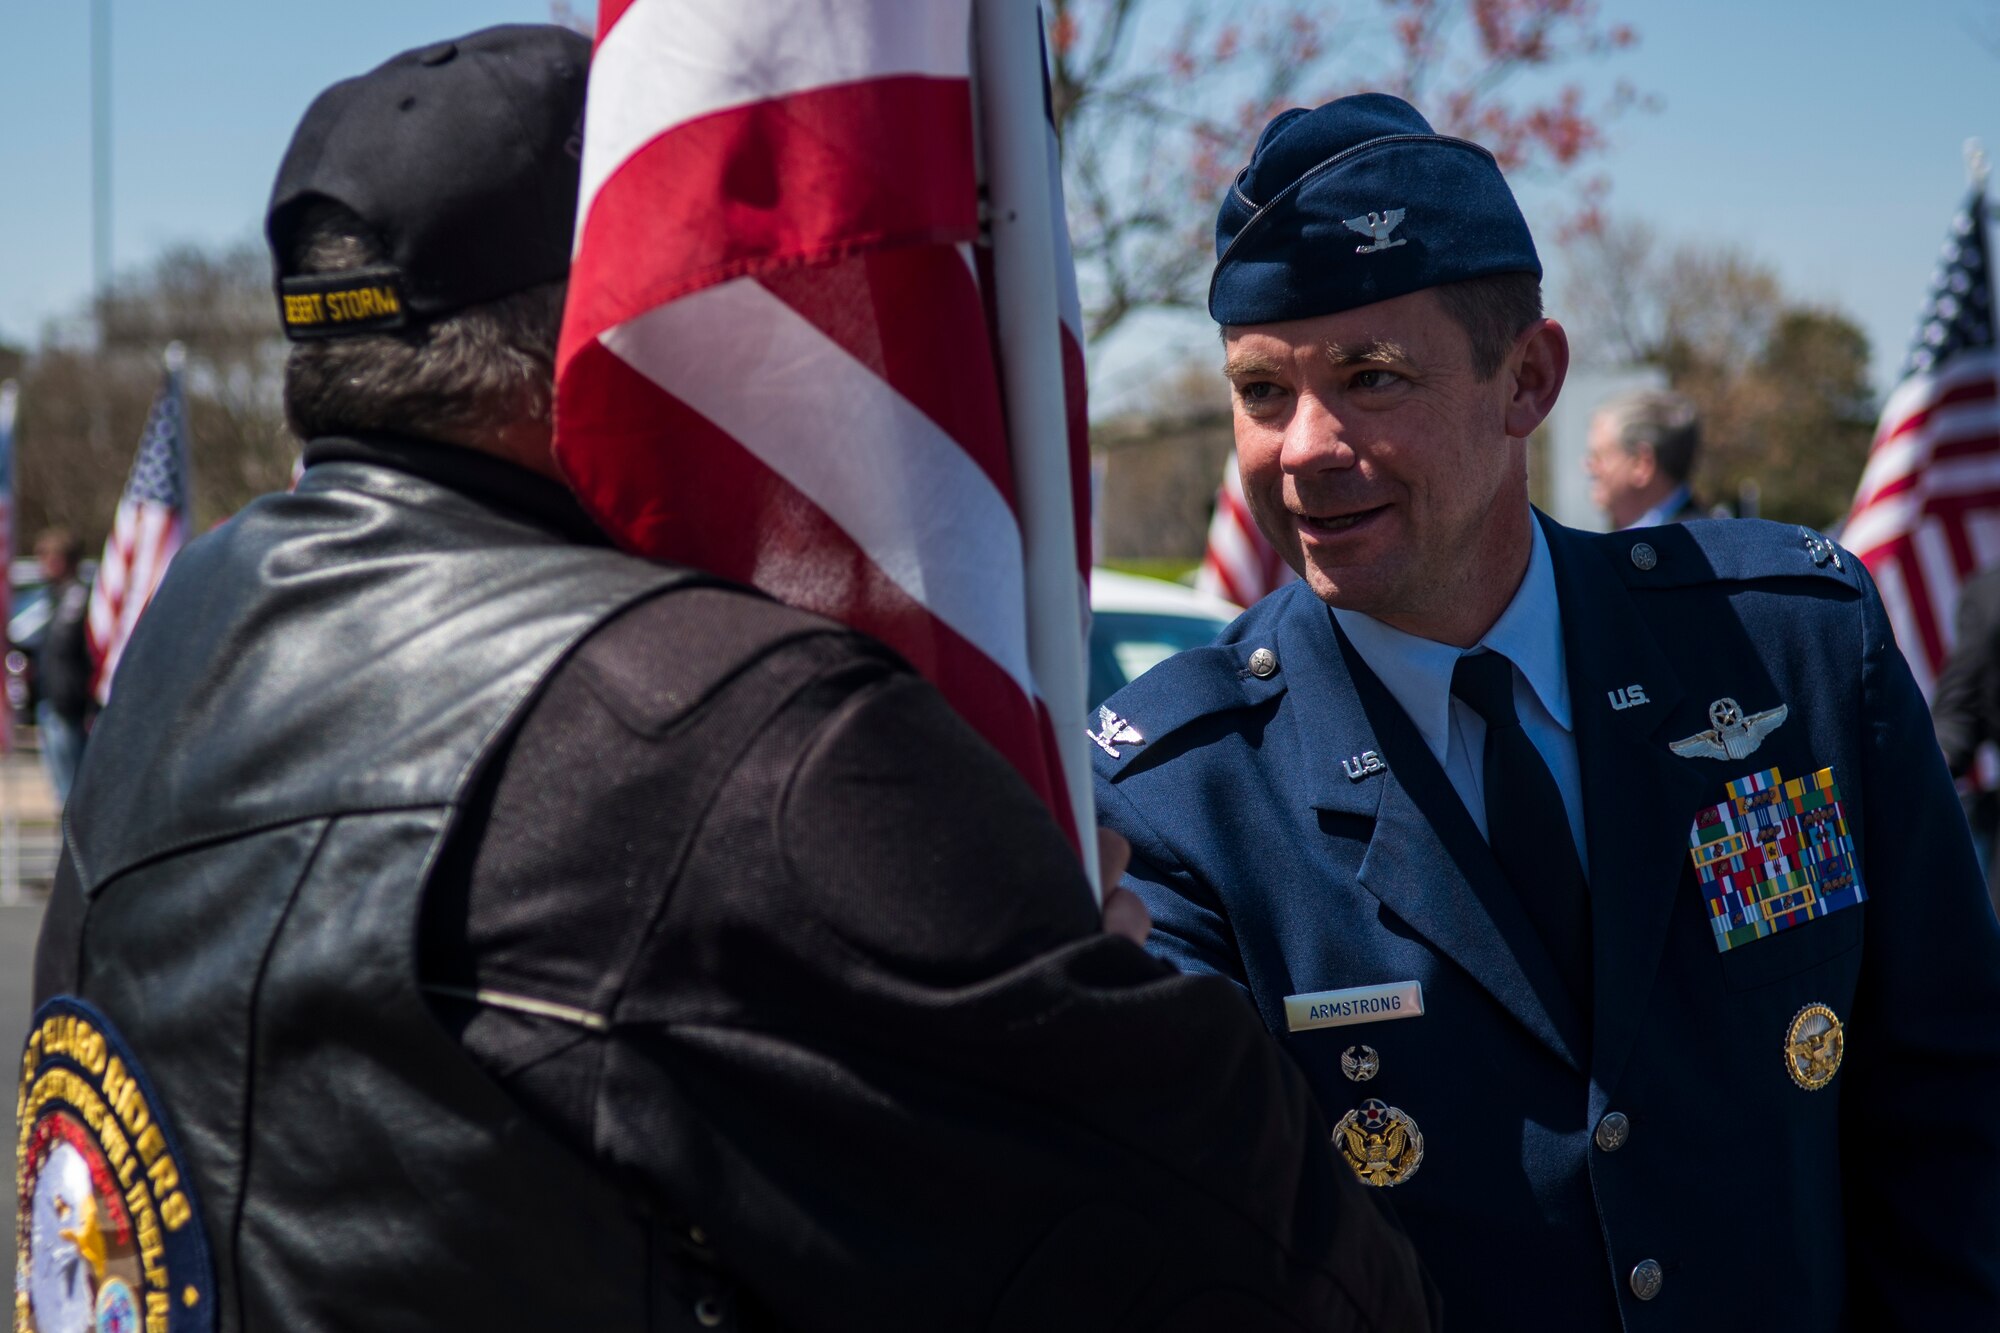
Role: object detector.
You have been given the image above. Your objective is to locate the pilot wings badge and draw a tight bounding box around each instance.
[1669,697,1789,762]
[1089,706,1144,759]
[1342,208,1408,254]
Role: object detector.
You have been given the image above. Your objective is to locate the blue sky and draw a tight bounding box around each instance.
[2,1,1997,407]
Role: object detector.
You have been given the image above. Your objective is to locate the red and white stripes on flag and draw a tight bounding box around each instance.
[1845,185,2000,699]
[556,1,1092,844]
[88,346,191,705]
[1196,457,1296,608]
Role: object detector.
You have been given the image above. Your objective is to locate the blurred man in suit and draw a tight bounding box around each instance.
[1584,386,1705,528]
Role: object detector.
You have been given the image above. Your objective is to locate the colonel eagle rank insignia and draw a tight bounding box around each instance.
[1670,697,1789,761]
[1089,706,1144,759]
[1342,208,1407,254]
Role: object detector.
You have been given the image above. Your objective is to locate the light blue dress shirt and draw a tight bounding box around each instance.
[1331,515,1589,872]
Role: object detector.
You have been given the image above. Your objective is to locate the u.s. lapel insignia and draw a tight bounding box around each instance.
[1334,1098,1424,1187]
[1342,750,1387,781]
[1608,684,1650,711]
[1669,696,1789,761]
[1088,706,1143,759]
[1784,1002,1844,1090]
[1340,1044,1380,1082]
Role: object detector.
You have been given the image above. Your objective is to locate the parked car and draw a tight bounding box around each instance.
[1087,567,1241,712]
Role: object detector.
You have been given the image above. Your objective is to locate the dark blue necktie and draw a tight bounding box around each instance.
[1450,650,1592,1013]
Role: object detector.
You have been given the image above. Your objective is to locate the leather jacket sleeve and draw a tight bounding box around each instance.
[427,589,1436,1332]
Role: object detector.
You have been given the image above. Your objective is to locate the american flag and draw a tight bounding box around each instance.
[1845,181,2000,698]
[555,0,1093,846]
[88,346,190,704]
[1196,456,1296,608]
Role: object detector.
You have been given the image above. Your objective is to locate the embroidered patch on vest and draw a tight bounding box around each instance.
[16,996,215,1333]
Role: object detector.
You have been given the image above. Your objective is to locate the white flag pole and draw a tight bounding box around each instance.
[972,0,1100,896]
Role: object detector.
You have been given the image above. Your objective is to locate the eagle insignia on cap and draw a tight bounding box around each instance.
[1669,697,1789,762]
[1343,209,1408,254]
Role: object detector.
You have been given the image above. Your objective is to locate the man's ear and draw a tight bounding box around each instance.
[1502,318,1569,440]
[1630,442,1659,488]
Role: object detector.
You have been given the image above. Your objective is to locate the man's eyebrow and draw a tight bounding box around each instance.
[1221,351,1286,379]
[1322,338,1411,366]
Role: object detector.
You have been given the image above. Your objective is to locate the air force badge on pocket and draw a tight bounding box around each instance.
[1686,765,1867,954]
[16,997,215,1333]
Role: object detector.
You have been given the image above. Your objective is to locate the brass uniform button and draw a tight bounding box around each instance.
[1594,1111,1631,1152]
[1630,1259,1664,1301]
[1249,647,1279,678]
[1629,542,1658,571]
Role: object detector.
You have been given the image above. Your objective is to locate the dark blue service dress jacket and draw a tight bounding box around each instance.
[1093,513,2000,1332]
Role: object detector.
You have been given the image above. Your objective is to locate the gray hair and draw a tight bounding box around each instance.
[1597,387,1700,483]
[281,201,565,443]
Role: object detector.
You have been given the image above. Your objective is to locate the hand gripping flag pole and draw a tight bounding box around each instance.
[972,0,1099,894]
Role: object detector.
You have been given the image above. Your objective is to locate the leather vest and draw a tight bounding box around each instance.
[50,450,690,1330]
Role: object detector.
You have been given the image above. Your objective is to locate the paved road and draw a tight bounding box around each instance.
[3,892,48,1264]
[1,743,65,1266]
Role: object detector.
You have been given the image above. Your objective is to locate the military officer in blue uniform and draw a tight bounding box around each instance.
[1092,92,2000,1330]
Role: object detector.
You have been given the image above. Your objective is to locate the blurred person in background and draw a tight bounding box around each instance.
[32,526,91,803]
[1931,563,2000,910]
[1584,387,1705,528]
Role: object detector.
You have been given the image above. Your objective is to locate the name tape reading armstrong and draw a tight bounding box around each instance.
[1285,980,1425,1033]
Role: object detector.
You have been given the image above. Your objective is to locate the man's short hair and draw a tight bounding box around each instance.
[1596,387,1701,484]
[1433,272,1544,381]
[281,201,564,443]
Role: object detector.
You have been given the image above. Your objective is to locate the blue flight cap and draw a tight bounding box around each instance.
[1209,93,1541,326]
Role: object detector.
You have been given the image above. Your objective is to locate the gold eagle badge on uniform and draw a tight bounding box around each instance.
[1334,1098,1424,1187]
[16,997,215,1333]
[1784,1002,1845,1091]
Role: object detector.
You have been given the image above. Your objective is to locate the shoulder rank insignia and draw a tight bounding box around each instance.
[1687,766,1867,953]
[17,997,216,1333]
[1669,696,1788,761]
[1088,706,1144,759]
[1800,527,1843,570]
[1784,1002,1844,1090]
[1334,1098,1424,1187]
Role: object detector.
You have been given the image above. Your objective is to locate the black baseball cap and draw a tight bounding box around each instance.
[266,24,591,342]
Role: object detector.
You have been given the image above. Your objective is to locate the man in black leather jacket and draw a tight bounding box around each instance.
[26,25,1434,1333]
